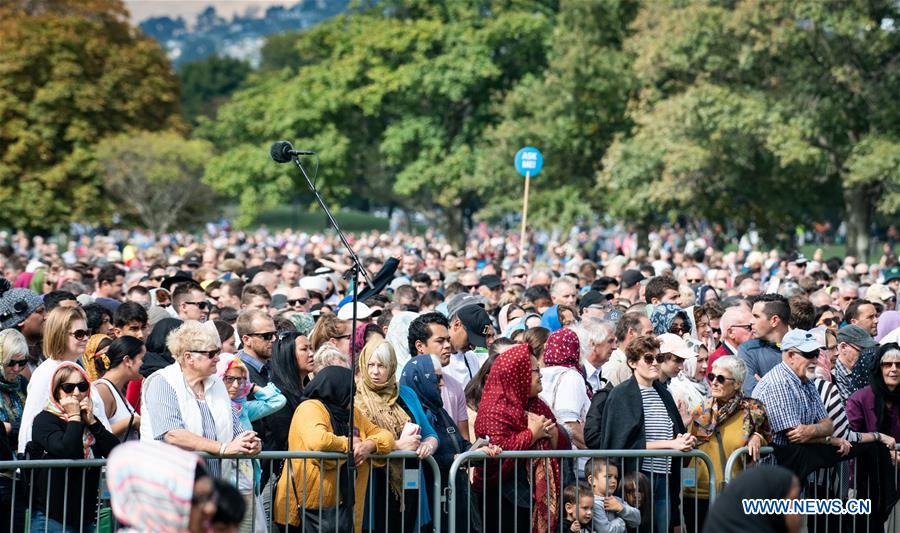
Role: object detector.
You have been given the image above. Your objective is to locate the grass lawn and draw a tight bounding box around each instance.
[247,204,391,232]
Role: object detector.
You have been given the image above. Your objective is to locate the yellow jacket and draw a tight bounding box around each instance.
[273,400,394,530]
[685,413,767,499]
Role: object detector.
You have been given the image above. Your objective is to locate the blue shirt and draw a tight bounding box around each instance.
[752,362,828,445]
[737,339,782,395]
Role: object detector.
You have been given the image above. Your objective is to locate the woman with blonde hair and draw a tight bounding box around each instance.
[309,314,352,354]
[0,329,29,450]
[141,321,260,477]
[17,306,110,454]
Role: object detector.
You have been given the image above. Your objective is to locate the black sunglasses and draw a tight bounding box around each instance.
[69,329,90,341]
[185,301,210,311]
[247,331,276,341]
[707,372,736,385]
[288,298,309,306]
[641,354,666,365]
[191,349,221,358]
[59,381,89,394]
[4,358,27,369]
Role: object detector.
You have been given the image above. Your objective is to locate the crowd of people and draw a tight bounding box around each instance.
[0,224,898,533]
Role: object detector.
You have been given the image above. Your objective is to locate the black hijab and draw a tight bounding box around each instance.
[139,318,183,377]
[703,465,797,533]
[302,366,352,437]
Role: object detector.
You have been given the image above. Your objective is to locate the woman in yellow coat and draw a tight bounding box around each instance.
[274,366,394,532]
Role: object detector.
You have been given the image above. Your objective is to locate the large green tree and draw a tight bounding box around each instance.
[200,2,555,242]
[600,0,900,256]
[94,131,217,233]
[179,55,251,125]
[0,0,183,230]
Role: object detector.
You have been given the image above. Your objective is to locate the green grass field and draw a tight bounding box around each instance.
[246,204,391,232]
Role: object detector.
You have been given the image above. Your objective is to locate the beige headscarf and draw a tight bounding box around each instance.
[355,338,410,497]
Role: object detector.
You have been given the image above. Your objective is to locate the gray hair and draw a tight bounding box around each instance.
[569,318,612,359]
[167,320,221,363]
[551,278,575,296]
[712,355,747,385]
[313,342,350,372]
[0,329,29,366]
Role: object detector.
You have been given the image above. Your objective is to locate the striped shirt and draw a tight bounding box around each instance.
[144,377,244,477]
[640,385,674,474]
[814,378,860,442]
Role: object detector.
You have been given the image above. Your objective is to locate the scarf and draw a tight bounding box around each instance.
[215,354,251,414]
[0,375,26,428]
[543,328,592,398]
[107,441,200,532]
[290,312,316,336]
[876,311,900,343]
[540,305,562,332]
[45,361,96,459]
[355,339,410,498]
[694,284,718,306]
[651,303,688,335]
[473,344,563,533]
[399,354,444,425]
[83,334,112,382]
[302,366,352,437]
[872,344,900,433]
[690,392,772,445]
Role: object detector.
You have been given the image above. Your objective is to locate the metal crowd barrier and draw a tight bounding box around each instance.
[0,451,442,533]
[724,443,900,533]
[445,449,716,533]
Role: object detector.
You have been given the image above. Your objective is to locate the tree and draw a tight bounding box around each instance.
[0,0,183,230]
[94,131,218,233]
[200,3,555,244]
[179,55,251,124]
[600,0,900,256]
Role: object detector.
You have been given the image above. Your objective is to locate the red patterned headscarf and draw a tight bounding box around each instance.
[543,328,591,398]
[473,343,565,533]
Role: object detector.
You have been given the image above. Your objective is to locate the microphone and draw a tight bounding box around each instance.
[269,141,315,163]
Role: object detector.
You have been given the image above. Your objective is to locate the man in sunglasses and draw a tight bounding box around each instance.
[235,310,276,390]
[173,282,209,322]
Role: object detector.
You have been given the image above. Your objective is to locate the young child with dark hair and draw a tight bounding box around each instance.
[211,478,246,533]
[563,481,595,532]
[585,458,641,533]
[621,471,651,533]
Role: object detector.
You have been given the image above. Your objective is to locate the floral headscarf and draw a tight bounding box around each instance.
[689,392,772,446]
[651,303,689,335]
[83,334,113,382]
[542,328,591,398]
[215,354,250,414]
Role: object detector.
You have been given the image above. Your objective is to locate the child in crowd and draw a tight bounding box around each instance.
[585,458,641,533]
[211,478,246,533]
[563,481,595,532]
[622,471,651,533]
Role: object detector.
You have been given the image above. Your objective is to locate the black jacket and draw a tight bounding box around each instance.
[29,410,120,528]
[584,379,614,450]
[599,378,686,528]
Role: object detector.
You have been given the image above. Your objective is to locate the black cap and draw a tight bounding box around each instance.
[457,305,493,349]
[579,290,612,312]
[182,253,202,267]
[161,272,195,291]
[621,269,645,288]
[479,274,502,290]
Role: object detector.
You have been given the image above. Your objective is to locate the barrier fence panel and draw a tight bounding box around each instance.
[0,451,441,533]
[445,449,716,533]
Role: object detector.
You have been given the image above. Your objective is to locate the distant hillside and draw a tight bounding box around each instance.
[139,0,349,67]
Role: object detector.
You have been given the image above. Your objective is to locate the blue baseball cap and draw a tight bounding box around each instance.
[781,329,824,353]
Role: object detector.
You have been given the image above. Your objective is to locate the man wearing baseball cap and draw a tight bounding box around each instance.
[444,301,494,387]
[618,269,645,306]
[752,329,835,448]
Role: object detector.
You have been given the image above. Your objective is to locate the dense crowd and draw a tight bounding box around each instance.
[0,225,898,533]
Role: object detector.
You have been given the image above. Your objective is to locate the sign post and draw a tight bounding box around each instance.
[514,147,543,262]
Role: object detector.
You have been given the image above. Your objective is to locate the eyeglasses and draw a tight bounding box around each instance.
[288,298,309,306]
[4,358,27,369]
[710,327,721,336]
[686,278,703,284]
[641,354,666,365]
[463,284,479,292]
[223,376,248,385]
[880,361,900,370]
[191,487,218,506]
[791,349,819,360]
[730,324,753,331]
[669,324,687,334]
[246,331,276,341]
[190,349,221,358]
[820,318,838,327]
[58,381,89,394]
[707,372,736,385]
[151,276,166,282]
[69,329,89,341]
[184,301,210,311]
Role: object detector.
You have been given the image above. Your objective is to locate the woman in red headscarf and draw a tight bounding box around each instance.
[538,327,592,449]
[473,343,569,533]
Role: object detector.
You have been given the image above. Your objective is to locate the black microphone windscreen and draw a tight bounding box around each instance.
[270,141,294,163]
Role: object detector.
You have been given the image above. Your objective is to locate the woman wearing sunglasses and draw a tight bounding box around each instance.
[683,355,772,533]
[17,306,110,455]
[29,361,120,532]
[0,329,29,451]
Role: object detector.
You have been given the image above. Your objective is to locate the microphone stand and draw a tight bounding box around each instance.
[290,155,372,527]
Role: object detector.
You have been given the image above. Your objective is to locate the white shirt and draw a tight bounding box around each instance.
[444,350,488,388]
[538,366,591,424]
[583,359,602,393]
[601,349,633,387]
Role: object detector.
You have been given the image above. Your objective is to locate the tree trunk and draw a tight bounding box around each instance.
[444,207,466,250]
[844,185,871,261]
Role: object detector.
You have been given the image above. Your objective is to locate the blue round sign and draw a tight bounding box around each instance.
[514,146,543,177]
